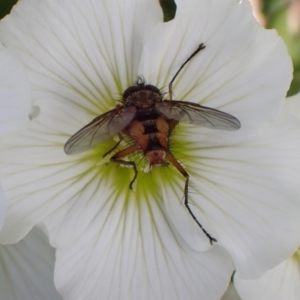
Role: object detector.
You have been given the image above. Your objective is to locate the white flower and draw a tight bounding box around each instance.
[235,250,300,300]
[221,283,241,300]
[0,44,31,137]
[0,0,300,299]
[0,227,63,300]
[0,42,61,300]
[234,92,300,300]
[0,42,33,228]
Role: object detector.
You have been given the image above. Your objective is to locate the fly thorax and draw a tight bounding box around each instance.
[125,90,162,108]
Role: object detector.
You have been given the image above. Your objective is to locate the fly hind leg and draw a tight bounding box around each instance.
[165,152,217,244]
[183,177,217,245]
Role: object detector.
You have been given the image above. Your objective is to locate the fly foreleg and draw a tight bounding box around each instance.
[110,144,140,190]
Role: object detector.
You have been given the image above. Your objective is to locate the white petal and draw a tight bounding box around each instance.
[169,110,300,278]
[0,0,162,130]
[0,48,31,136]
[54,202,234,300]
[0,184,5,230]
[234,251,300,300]
[139,0,291,135]
[221,283,241,300]
[0,227,62,300]
[286,92,300,119]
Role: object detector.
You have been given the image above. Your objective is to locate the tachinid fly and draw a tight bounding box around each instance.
[64,43,241,244]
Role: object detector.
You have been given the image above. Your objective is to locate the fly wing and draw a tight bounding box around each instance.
[64,106,136,155]
[155,100,240,130]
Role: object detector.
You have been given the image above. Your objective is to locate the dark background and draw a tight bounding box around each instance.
[0,0,17,19]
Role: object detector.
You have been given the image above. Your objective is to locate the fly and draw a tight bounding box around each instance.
[64,43,241,244]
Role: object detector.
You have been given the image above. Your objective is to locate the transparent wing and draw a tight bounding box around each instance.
[64,106,136,155]
[155,100,240,130]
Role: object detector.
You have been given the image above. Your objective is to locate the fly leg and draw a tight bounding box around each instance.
[102,133,123,158]
[165,152,217,244]
[110,144,140,190]
[183,176,217,245]
[168,43,206,100]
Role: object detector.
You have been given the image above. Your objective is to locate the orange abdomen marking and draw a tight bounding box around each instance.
[129,121,144,139]
[156,132,168,148]
[137,135,149,151]
[156,117,169,135]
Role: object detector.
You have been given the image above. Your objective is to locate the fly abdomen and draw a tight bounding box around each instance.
[135,131,168,152]
[145,133,162,151]
[143,133,168,166]
[142,120,158,134]
[129,119,169,153]
[141,117,170,135]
